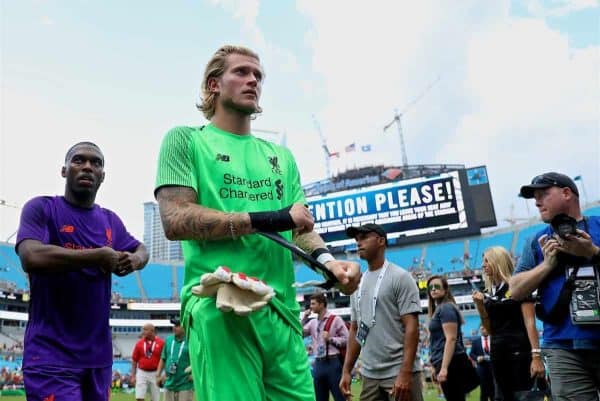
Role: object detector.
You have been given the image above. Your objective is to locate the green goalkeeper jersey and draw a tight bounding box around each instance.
[155,124,306,332]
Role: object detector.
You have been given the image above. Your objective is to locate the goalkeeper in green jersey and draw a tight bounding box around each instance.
[154,45,361,401]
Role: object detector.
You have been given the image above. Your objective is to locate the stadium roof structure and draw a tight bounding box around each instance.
[303,163,466,197]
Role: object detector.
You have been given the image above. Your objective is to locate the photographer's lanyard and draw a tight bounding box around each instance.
[143,340,156,358]
[170,340,185,362]
[357,261,389,327]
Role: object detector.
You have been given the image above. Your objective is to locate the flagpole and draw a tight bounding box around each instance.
[574,175,588,207]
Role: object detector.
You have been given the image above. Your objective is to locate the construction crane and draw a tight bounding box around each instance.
[383,75,441,168]
[312,115,334,178]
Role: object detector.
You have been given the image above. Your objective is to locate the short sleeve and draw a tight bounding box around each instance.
[132,343,140,362]
[107,211,140,252]
[285,148,306,205]
[154,126,198,196]
[16,197,51,252]
[515,237,537,274]
[161,339,168,360]
[438,303,459,324]
[350,293,358,322]
[396,272,422,316]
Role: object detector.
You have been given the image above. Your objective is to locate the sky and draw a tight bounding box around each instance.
[1,0,599,242]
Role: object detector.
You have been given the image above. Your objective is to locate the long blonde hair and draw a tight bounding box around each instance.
[197,45,262,119]
[482,246,514,292]
[427,275,459,319]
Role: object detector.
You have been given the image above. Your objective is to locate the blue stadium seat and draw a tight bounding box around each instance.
[386,246,423,271]
[0,243,29,290]
[468,232,513,268]
[424,241,465,273]
[112,271,141,299]
[138,263,177,300]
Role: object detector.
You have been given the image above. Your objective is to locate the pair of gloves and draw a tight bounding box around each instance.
[191,266,275,316]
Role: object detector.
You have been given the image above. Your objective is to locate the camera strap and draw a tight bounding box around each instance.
[535,217,590,324]
[535,265,580,324]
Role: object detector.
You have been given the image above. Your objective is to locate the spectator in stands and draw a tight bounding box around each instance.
[154,45,360,401]
[473,246,544,401]
[156,317,194,401]
[302,293,348,401]
[510,172,600,400]
[341,224,423,401]
[131,323,165,401]
[15,142,148,401]
[468,325,495,401]
[427,275,477,401]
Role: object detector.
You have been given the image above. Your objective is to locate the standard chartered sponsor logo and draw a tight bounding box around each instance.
[220,173,279,201]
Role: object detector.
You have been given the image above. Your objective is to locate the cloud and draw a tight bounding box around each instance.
[40,15,54,25]
[207,0,299,73]
[297,0,598,222]
[524,0,599,18]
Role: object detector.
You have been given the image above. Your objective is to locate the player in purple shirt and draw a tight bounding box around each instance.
[15,142,149,401]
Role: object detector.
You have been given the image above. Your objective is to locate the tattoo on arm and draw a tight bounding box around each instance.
[156,186,253,241]
[293,231,327,254]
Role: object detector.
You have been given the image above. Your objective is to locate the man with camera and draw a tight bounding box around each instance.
[510,172,600,401]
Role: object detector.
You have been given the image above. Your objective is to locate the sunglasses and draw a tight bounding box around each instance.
[428,284,443,291]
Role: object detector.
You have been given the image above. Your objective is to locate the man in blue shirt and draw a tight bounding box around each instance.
[510,172,600,401]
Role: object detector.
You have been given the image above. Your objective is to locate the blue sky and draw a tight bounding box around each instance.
[1,0,598,240]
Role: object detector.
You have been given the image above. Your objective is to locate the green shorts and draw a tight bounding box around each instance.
[186,297,314,401]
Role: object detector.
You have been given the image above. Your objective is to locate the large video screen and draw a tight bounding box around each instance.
[306,170,481,247]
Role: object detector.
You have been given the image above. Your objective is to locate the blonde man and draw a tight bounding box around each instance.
[154,45,360,401]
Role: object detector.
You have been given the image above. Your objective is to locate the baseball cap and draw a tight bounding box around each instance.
[170,317,181,326]
[345,223,388,246]
[519,172,579,199]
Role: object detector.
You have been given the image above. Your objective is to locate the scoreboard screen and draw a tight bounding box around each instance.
[306,169,483,247]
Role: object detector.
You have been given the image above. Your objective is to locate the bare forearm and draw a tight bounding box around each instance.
[293,230,326,254]
[400,314,419,373]
[133,244,149,269]
[521,303,540,349]
[342,324,361,374]
[156,359,164,376]
[157,187,253,241]
[510,263,552,300]
[475,303,492,334]
[18,241,106,273]
[441,338,456,370]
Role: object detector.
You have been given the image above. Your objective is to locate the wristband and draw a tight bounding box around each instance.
[249,206,295,232]
[311,248,335,265]
[531,348,541,354]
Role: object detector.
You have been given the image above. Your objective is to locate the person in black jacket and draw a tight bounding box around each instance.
[469,325,495,401]
[473,246,545,401]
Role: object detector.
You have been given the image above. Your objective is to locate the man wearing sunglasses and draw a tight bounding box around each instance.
[510,172,600,401]
[340,224,423,401]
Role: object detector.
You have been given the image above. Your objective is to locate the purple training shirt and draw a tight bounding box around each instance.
[16,196,140,369]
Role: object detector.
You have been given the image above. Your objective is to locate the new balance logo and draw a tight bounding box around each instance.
[60,225,75,233]
[216,154,230,162]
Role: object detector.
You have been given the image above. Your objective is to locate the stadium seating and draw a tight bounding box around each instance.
[1,203,598,299]
[137,263,178,300]
[0,243,28,290]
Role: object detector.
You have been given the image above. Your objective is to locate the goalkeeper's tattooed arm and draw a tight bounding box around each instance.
[157,186,253,241]
[293,230,328,255]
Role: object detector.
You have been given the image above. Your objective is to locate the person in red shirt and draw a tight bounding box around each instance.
[131,323,165,401]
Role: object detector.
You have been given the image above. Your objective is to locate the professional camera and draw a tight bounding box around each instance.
[550,213,578,239]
